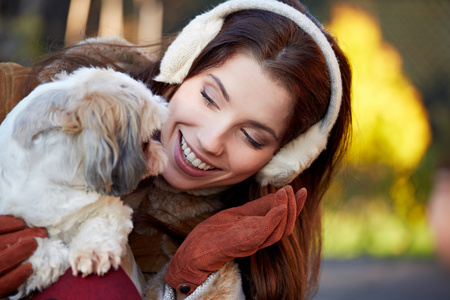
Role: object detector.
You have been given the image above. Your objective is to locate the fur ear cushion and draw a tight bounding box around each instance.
[256,122,327,186]
[154,12,224,84]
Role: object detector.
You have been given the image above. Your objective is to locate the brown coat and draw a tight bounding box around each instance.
[0,63,37,123]
[0,37,244,299]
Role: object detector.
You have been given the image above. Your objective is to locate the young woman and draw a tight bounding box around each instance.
[0,0,352,299]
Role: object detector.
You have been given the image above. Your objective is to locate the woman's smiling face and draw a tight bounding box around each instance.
[160,53,291,191]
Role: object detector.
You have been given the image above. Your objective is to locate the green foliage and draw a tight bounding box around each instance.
[321,5,435,259]
[322,148,436,258]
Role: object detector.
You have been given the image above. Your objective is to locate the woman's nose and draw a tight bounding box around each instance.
[197,124,226,156]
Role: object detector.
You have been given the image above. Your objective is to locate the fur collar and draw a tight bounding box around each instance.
[123,176,224,238]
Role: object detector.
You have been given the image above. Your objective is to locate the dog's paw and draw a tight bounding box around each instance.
[68,198,132,278]
[70,242,122,277]
[144,140,167,176]
[13,238,70,299]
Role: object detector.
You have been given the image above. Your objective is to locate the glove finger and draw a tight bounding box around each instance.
[295,188,307,216]
[215,209,287,257]
[231,186,294,218]
[205,186,295,226]
[0,263,33,297]
[270,186,290,209]
[260,187,305,247]
[0,238,38,275]
[0,215,26,234]
[281,186,298,237]
[258,204,288,249]
[0,227,47,251]
[241,188,292,249]
[203,196,276,226]
[279,187,307,237]
[227,196,275,219]
[280,187,308,237]
[241,195,275,216]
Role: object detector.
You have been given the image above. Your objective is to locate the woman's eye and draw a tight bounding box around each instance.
[241,129,263,150]
[201,88,219,109]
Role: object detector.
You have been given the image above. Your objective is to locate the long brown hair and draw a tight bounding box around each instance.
[30,1,351,298]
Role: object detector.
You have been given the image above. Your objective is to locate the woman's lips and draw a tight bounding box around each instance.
[173,132,219,177]
[180,136,214,170]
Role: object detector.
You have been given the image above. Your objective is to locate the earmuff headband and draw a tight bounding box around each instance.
[156,0,342,186]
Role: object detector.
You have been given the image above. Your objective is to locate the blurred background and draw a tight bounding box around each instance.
[1,0,449,298]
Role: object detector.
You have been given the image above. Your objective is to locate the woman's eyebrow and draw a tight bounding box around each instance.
[208,74,230,102]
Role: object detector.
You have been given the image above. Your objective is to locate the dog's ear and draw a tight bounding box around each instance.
[12,87,82,148]
[77,91,149,196]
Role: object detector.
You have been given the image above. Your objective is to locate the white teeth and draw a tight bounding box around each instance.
[192,158,202,167]
[181,136,214,170]
[187,152,196,161]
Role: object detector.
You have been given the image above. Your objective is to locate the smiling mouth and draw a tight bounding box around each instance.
[181,136,215,171]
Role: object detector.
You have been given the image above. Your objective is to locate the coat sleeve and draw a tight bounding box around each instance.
[0,63,35,123]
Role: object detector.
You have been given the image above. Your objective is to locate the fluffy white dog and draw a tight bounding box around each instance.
[0,67,168,298]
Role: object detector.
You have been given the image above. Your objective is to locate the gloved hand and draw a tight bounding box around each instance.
[0,215,48,297]
[165,186,307,295]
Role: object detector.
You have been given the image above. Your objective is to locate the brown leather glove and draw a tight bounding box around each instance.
[0,215,48,297]
[165,186,307,295]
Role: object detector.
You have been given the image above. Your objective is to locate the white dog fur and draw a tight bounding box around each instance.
[0,67,168,298]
